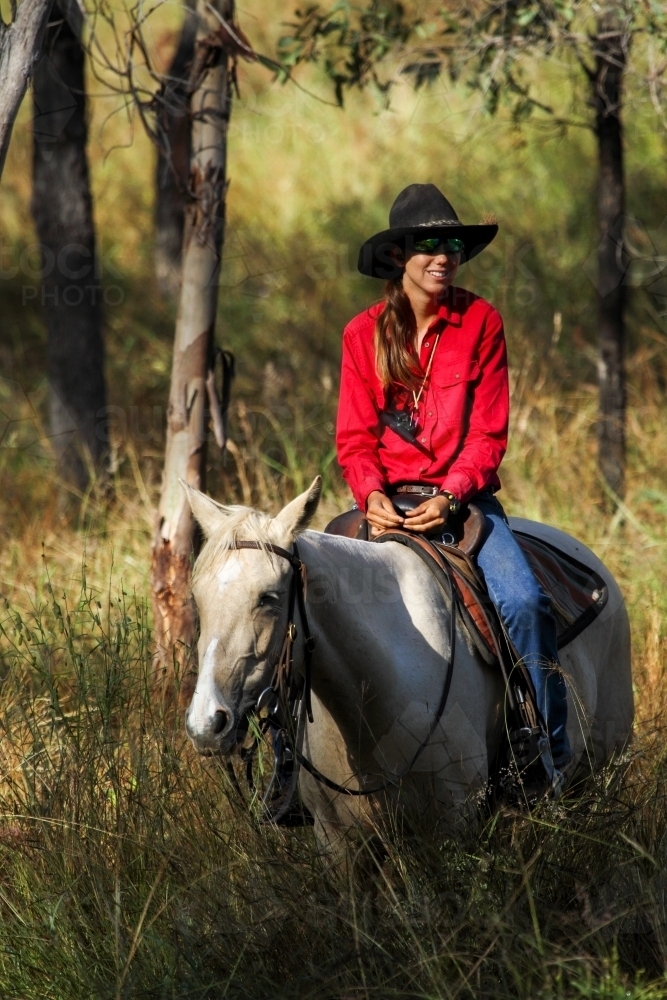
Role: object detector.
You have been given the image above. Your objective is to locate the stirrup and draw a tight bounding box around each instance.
[509,725,543,770]
[506,726,564,803]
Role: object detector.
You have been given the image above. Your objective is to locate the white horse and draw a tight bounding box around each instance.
[183,477,633,845]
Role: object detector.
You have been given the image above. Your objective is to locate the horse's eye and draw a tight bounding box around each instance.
[258,592,281,609]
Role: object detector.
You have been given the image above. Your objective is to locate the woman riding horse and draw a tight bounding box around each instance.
[336,183,570,791]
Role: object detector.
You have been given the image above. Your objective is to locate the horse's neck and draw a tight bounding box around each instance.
[297,530,450,720]
[298,530,391,680]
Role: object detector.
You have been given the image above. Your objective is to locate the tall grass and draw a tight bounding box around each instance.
[1,535,667,999]
[1,366,667,997]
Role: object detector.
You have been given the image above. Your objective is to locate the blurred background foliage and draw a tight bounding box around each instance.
[2,0,667,595]
[0,1,664,429]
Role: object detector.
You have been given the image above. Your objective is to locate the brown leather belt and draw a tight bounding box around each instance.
[393,484,439,497]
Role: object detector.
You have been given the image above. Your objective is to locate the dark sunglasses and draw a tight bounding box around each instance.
[411,237,464,255]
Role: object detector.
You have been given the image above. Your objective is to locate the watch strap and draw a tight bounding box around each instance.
[439,490,461,514]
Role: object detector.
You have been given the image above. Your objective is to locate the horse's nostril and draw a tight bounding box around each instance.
[212,709,228,735]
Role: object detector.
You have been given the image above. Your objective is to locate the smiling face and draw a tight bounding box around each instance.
[403,248,461,299]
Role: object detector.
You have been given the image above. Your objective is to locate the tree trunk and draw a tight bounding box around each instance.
[31,0,107,492]
[593,14,628,499]
[155,3,197,298]
[0,0,53,180]
[150,0,235,690]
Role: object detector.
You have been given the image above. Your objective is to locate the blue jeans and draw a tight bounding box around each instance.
[473,495,571,769]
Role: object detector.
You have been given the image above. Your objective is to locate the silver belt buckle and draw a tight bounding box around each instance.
[397,484,438,497]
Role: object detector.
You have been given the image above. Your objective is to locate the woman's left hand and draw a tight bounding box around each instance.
[402,494,450,533]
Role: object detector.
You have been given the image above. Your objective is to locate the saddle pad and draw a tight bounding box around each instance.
[514,531,608,649]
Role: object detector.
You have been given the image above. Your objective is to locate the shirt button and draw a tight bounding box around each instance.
[421,437,426,443]
[424,342,430,348]
[455,373,460,379]
[427,410,433,416]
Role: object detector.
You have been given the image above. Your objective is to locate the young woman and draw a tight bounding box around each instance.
[336,183,570,788]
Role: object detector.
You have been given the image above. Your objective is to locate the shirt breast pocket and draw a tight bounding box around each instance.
[433,357,480,429]
[434,357,480,388]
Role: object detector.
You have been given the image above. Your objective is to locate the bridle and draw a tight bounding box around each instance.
[227,536,458,824]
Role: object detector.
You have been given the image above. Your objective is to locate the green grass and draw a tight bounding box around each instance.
[1,362,667,998]
[1,572,667,1000]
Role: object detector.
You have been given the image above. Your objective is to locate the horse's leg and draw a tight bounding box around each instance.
[298,694,376,852]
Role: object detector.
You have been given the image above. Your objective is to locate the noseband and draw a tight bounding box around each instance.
[228,537,458,824]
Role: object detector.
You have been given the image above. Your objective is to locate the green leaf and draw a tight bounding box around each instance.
[517,7,539,27]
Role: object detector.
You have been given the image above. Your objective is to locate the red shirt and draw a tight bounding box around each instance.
[336,286,509,509]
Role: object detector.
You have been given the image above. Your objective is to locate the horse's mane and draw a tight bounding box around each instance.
[192,505,281,583]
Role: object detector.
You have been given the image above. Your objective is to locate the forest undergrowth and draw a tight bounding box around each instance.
[2,357,667,999]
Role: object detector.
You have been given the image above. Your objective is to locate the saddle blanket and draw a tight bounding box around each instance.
[378,526,609,662]
[512,530,608,649]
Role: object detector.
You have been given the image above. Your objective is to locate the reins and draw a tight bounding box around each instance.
[229,535,459,819]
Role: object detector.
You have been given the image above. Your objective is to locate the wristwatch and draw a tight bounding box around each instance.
[439,490,461,515]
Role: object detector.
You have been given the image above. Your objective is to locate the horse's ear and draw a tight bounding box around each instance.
[274,476,322,536]
[180,480,230,537]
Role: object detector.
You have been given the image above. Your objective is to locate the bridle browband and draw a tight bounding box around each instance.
[227,537,458,822]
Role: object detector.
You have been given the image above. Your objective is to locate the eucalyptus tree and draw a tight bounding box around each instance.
[31,0,107,491]
[0,0,53,179]
[278,0,667,499]
[150,1,254,686]
[154,1,197,298]
[34,0,257,679]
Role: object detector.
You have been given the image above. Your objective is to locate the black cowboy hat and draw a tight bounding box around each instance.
[357,183,498,279]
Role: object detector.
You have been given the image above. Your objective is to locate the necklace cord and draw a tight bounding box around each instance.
[411,327,442,423]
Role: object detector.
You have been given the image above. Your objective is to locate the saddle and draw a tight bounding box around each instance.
[324,504,609,662]
[325,500,486,554]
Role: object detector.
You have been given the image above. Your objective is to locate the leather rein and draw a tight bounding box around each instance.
[229,536,458,822]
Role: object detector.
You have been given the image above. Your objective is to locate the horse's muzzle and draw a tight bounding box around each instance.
[185,705,237,755]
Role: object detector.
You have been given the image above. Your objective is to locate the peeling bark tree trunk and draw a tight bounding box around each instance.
[31,0,107,491]
[151,0,235,689]
[155,3,196,298]
[594,15,628,499]
[0,0,53,180]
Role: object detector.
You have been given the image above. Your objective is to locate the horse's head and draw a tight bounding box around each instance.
[182,477,322,755]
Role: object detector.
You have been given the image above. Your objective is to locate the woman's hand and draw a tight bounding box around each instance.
[402,494,450,533]
[366,491,405,537]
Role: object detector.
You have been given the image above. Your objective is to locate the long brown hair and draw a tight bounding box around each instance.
[374,277,422,391]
